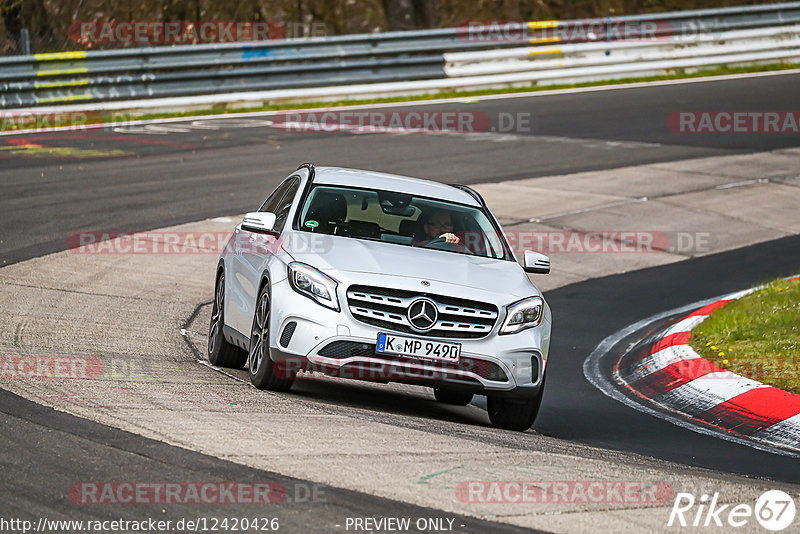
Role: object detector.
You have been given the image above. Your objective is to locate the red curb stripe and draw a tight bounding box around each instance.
[698,387,800,435]
[629,357,721,398]
[650,331,691,354]
[686,299,730,317]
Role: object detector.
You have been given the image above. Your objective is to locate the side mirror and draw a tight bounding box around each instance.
[523,250,550,274]
[241,212,277,234]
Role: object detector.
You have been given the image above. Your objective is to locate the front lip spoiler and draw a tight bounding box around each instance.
[307,352,517,388]
[268,347,543,398]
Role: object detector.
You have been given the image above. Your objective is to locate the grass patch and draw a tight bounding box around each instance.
[3,61,800,132]
[690,276,800,394]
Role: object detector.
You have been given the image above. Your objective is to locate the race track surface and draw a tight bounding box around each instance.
[2,73,799,266]
[1,73,799,531]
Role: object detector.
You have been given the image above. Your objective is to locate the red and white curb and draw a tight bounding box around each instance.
[617,277,800,453]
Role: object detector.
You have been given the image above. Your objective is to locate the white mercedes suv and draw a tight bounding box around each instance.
[208,164,552,430]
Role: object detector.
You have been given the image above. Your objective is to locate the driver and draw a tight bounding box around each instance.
[420,210,460,245]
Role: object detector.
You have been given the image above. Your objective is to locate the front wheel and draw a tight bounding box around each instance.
[248,284,295,391]
[487,377,545,431]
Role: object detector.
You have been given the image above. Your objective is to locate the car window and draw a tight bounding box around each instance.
[272,178,300,233]
[298,184,510,260]
[258,178,295,214]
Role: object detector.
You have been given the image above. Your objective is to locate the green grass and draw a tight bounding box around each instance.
[690,276,800,394]
[3,61,800,132]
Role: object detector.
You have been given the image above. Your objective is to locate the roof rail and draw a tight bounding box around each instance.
[449,183,485,206]
[296,162,315,181]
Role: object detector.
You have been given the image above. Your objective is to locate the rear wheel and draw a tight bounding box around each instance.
[248,284,295,391]
[487,377,545,431]
[207,271,247,368]
[433,388,474,406]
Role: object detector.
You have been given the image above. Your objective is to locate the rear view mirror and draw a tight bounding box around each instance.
[241,212,277,234]
[523,250,550,274]
[378,191,415,216]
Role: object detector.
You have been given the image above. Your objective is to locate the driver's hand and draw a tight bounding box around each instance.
[439,233,460,244]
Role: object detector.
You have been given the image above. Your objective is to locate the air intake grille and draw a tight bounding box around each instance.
[279,321,297,348]
[346,285,498,339]
[317,341,507,382]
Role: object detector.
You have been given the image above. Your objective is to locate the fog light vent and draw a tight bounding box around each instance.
[279,321,297,348]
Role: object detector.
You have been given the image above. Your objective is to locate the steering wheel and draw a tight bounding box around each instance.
[424,237,458,251]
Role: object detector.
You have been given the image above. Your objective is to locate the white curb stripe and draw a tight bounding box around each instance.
[664,315,707,335]
[654,373,770,415]
[621,345,702,382]
[755,413,800,449]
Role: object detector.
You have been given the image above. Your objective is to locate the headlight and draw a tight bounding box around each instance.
[288,262,340,311]
[499,296,544,335]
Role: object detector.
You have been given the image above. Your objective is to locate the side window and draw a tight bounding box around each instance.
[258,178,294,214]
[272,178,300,233]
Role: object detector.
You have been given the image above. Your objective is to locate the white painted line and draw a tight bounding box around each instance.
[724,288,756,300]
[715,178,769,189]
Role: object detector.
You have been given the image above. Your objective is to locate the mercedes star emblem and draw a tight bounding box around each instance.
[407,298,438,331]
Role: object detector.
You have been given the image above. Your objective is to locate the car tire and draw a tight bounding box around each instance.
[208,271,247,369]
[433,388,474,406]
[487,376,545,431]
[248,283,295,391]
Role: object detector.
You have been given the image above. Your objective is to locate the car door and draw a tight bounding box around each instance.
[225,177,295,336]
[228,176,301,336]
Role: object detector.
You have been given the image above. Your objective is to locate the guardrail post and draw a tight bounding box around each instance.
[20,28,31,56]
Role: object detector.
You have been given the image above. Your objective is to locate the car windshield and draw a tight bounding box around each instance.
[297,184,511,260]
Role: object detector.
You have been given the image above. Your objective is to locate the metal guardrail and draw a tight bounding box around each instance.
[444,25,800,77]
[1,2,800,109]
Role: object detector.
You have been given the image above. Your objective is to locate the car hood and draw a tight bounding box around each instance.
[284,232,539,300]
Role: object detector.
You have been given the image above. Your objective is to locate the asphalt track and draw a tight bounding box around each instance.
[543,233,800,483]
[1,73,800,528]
[0,389,536,532]
[2,72,800,266]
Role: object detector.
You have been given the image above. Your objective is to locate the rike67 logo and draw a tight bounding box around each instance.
[668,490,796,531]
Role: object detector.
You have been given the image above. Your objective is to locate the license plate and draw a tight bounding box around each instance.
[376,333,461,362]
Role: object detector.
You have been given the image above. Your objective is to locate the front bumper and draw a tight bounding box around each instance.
[268,278,551,397]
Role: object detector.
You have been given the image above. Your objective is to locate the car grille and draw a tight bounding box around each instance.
[317,341,508,381]
[346,285,499,339]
